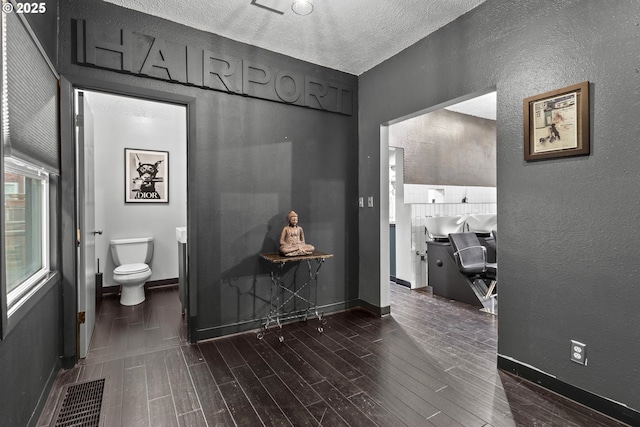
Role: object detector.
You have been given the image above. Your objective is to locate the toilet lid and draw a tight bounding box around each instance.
[114,263,149,274]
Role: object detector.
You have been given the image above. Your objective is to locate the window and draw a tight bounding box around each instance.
[1,0,59,335]
[3,157,49,315]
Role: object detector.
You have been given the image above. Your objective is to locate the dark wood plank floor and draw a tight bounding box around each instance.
[37,284,628,427]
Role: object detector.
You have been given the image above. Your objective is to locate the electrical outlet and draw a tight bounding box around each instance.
[570,340,587,365]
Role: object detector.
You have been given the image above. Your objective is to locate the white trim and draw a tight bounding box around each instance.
[4,156,50,314]
[7,269,49,316]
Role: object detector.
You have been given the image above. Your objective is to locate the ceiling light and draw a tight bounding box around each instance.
[292,0,313,15]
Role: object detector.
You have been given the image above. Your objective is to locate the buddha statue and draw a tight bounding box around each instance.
[279,211,315,256]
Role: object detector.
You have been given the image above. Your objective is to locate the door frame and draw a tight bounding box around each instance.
[377,89,498,312]
[60,75,198,367]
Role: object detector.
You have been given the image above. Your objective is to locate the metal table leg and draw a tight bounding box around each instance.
[257,254,330,341]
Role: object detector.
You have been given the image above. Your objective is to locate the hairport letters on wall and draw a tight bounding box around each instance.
[75,19,354,115]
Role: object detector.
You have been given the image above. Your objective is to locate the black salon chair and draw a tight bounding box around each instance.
[448,232,497,299]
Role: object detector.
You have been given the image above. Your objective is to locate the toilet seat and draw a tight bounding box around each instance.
[114,263,150,275]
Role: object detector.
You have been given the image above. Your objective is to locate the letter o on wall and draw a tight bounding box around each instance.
[275,71,301,103]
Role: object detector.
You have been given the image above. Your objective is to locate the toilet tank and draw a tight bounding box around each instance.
[109,237,154,266]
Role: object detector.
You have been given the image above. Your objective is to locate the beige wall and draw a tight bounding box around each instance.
[390,109,496,187]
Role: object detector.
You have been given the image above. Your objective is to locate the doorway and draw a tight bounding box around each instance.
[74,89,188,358]
[382,91,497,308]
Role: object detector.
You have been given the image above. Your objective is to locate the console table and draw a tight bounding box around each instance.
[258,251,333,342]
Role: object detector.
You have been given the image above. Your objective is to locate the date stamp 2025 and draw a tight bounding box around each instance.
[2,2,48,15]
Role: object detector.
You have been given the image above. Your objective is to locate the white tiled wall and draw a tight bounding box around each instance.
[406,184,497,288]
[405,184,497,205]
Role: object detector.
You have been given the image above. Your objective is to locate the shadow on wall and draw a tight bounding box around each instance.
[219,214,284,324]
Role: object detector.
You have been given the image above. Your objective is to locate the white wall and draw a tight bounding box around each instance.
[86,92,187,287]
[405,184,497,206]
[391,148,413,287]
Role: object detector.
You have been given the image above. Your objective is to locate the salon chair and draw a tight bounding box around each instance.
[448,232,497,308]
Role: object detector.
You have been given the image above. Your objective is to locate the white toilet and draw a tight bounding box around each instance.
[109,237,154,306]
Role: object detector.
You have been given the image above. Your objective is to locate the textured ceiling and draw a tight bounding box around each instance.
[103,0,486,76]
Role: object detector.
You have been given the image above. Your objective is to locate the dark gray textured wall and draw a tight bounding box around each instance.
[359,0,640,412]
[58,0,359,339]
[390,109,496,186]
[0,284,62,426]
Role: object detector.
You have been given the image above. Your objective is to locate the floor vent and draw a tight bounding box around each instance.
[50,378,105,427]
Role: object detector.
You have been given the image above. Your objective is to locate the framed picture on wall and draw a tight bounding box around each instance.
[125,148,169,203]
[523,81,589,161]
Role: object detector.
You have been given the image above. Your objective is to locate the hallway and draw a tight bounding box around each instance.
[37,285,626,426]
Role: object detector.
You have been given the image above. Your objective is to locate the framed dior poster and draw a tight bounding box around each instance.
[124,148,169,203]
